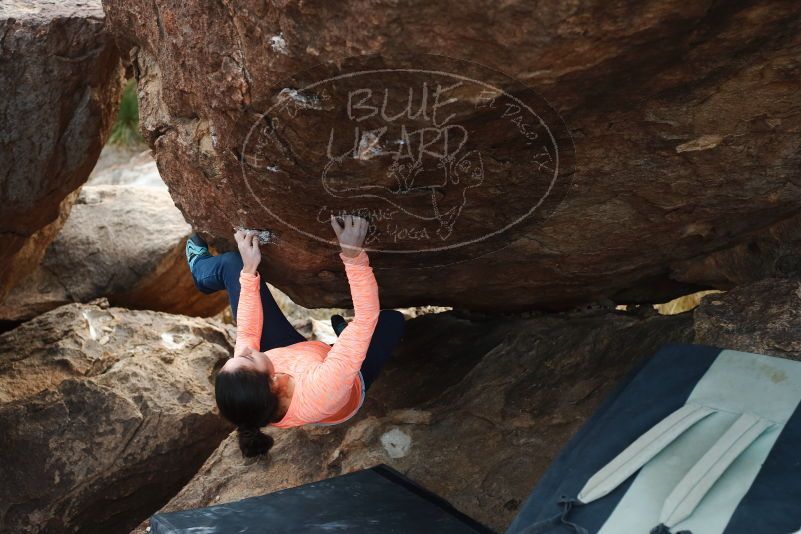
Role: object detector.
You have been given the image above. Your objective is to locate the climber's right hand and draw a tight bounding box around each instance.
[235,229,261,274]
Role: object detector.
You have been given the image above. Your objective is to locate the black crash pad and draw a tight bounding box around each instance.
[150,464,493,533]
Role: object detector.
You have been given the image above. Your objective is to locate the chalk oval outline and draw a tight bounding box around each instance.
[240,56,574,254]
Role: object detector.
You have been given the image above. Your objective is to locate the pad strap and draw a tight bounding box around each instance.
[578,404,715,503]
[659,413,773,527]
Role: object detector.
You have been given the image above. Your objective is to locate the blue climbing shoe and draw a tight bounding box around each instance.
[331,314,347,337]
[186,233,210,272]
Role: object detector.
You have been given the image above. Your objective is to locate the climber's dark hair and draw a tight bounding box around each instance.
[215,368,278,457]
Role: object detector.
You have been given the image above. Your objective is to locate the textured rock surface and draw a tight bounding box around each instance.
[0,299,234,533]
[0,0,124,300]
[0,185,228,321]
[103,0,801,310]
[694,277,801,359]
[670,214,801,291]
[133,307,695,532]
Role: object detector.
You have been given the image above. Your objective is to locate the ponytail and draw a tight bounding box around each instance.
[237,426,275,457]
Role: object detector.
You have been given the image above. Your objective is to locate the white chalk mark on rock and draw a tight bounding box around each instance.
[82,309,111,342]
[380,427,412,458]
[270,33,288,54]
[234,226,276,245]
[160,332,187,350]
[275,88,323,110]
[355,131,384,160]
[83,311,99,340]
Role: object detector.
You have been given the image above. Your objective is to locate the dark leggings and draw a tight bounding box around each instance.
[190,251,404,390]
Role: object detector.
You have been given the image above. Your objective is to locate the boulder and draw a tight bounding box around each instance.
[0,185,228,321]
[0,299,234,533]
[86,143,164,188]
[0,0,124,300]
[134,306,696,532]
[102,0,801,310]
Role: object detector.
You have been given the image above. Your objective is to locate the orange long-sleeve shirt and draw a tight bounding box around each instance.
[233,250,380,428]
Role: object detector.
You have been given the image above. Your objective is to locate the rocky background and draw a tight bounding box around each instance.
[0,0,124,301]
[1,0,800,533]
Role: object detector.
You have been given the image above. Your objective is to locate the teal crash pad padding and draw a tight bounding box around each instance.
[150,464,494,533]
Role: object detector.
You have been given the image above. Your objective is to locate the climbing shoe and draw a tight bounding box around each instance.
[186,233,210,272]
[331,314,347,337]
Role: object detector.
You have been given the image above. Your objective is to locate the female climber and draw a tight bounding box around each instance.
[184,215,405,457]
